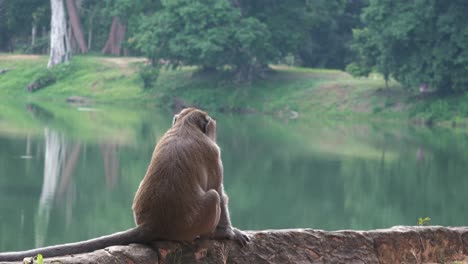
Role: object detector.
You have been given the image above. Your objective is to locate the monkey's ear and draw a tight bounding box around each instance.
[204,116,216,141]
[203,116,211,133]
[172,114,179,125]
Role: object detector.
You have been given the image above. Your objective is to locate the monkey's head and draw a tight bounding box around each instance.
[172,108,217,141]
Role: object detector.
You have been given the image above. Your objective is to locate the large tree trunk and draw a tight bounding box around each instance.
[65,0,87,53]
[102,16,126,56]
[48,0,71,68]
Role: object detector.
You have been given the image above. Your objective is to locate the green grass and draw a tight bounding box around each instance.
[0,54,467,127]
[153,65,412,123]
[0,54,153,104]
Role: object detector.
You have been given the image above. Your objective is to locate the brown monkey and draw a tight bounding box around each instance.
[0,108,249,261]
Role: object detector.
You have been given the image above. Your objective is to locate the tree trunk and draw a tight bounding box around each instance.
[102,16,126,56]
[86,4,98,51]
[31,23,37,48]
[119,24,127,56]
[68,21,77,52]
[0,0,6,51]
[65,0,87,53]
[48,0,71,68]
[42,26,48,54]
[87,23,92,51]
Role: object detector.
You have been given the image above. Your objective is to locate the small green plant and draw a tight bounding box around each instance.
[139,64,160,89]
[417,217,431,226]
[36,254,43,264]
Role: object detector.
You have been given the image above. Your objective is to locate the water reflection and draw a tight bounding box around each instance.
[0,101,467,251]
[100,144,119,190]
[36,128,65,247]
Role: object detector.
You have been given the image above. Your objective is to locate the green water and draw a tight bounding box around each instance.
[1,101,467,252]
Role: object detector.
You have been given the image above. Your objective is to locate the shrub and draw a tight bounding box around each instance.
[139,64,160,89]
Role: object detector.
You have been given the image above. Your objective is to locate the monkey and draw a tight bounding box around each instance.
[0,108,249,262]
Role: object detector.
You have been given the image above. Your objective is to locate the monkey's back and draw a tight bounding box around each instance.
[132,128,218,239]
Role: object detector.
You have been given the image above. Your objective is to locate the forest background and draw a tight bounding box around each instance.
[0,0,467,125]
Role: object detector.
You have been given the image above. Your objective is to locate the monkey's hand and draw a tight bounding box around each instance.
[212,226,250,246]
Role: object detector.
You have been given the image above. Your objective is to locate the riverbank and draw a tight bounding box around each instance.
[0,54,467,127]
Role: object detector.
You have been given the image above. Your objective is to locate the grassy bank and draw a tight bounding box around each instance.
[0,54,467,126]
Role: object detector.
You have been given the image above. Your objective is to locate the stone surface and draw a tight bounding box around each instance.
[2,226,468,264]
[66,96,93,104]
[0,68,11,74]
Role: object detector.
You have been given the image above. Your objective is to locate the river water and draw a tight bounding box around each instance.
[1,101,467,251]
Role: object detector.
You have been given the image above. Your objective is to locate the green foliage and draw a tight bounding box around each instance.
[347,28,377,77]
[237,0,308,58]
[409,93,468,126]
[346,62,371,77]
[299,0,367,69]
[417,217,431,226]
[350,0,468,93]
[138,64,160,89]
[131,0,365,72]
[36,254,44,264]
[0,0,50,52]
[131,0,277,77]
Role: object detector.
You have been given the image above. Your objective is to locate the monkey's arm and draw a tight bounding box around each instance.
[213,184,250,246]
[216,184,232,228]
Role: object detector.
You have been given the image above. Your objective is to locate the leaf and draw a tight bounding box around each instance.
[37,254,43,264]
[417,217,431,226]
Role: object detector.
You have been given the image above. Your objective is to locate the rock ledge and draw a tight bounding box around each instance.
[3,226,468,264]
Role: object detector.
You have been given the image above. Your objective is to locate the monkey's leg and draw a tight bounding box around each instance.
[210,185,250,245]
[176,189,221,241]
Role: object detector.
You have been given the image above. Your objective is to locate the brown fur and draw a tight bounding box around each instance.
[0,108,248,261]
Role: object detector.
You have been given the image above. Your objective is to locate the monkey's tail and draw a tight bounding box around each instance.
[0,226,151,262]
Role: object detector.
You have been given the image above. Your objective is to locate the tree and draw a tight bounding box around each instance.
[0,0,50,53]
[97,0,159,56]
[48,0,71,68]
[298,0,368,69]
[349,0,468,93]
[80,0,108,52]
[101,16,126,56]
[235,0,308,60]
[347,27,392,87]
[0,0,8,51]
[132,0,273,79]
[65,0,87,53]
